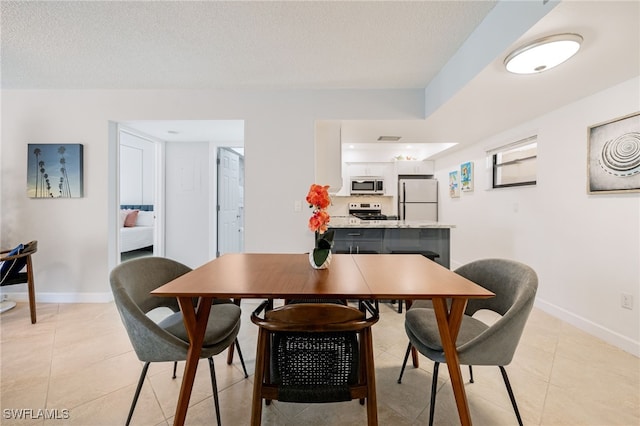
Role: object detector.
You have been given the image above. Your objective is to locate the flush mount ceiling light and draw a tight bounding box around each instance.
[377,136,401,142]
[504,33,583,74]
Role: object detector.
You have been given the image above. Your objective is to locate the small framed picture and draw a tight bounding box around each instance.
[27,144,84,198]
[449,170,460,198]
[587,112,640,194]
[461,161,474,192]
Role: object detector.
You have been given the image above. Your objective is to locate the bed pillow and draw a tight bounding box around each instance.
[124,210,139,227]
[119,210,130,228]
[136,210,155,227]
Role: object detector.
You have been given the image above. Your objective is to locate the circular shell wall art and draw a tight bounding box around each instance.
[588,112,640,194]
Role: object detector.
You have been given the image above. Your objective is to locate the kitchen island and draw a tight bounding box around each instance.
[329,217,455,268]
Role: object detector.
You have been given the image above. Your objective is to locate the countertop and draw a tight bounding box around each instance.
[329,216,455,229]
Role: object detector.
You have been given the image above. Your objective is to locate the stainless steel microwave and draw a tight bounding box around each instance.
[350,177,385,195]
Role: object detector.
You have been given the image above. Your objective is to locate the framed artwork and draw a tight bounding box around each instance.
[27,144,84,198]
[588,112,640,194]
[460,161,474,192]
[449,170,460,198]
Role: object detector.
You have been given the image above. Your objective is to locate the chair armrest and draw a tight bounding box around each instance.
[1,241,37,260]
[0,252,28,262]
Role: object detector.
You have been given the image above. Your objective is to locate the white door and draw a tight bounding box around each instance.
[217,148,243,256]
[164,142,210,268]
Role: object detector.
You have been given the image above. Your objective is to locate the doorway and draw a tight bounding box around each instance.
[109,120,245,272]
[118,128,161,263]
[217,147,245,256]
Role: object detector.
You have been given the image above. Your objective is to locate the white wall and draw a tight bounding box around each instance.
[3,83,637,355]
[0,89,423,301]
[434,77,640,355]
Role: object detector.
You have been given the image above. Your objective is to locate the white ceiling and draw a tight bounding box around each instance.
[2,1,638,151]
[1,1,496,90]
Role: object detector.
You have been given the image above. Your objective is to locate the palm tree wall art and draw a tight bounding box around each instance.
[27,144,83,198]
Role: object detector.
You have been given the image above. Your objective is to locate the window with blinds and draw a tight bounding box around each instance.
[490,136,537,188]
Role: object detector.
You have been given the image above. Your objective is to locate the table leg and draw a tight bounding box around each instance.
[404,300,421,368]
[432,297,471,426]
[226,340,235,364]
[226,298,241,365]
[411,346,420,368]
[251,328,268,425]
[363,327,378,425]
[173,296,213,426]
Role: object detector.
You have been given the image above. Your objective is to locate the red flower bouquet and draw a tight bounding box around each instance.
[306,184,334,268]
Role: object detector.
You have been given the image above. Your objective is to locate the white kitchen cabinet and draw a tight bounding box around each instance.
[395,160,434,175]
[347,162,392,177]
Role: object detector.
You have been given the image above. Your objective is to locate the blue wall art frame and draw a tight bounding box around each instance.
[27,144,84,198]
[449,170,460,198]
[460,161,474,192]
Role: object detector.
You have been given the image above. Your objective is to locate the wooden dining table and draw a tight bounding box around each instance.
[151,253,494,426]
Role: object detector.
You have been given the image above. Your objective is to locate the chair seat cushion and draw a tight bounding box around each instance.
[405,307,488,352]
[409,299,433,310]
[158,303,241,347]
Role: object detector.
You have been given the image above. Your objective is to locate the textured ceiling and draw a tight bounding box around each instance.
[1,0,496,89]
[2,1,638,150]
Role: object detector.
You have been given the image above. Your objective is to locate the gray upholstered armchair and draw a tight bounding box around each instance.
[110,257,247,425]
[397,258,538,426]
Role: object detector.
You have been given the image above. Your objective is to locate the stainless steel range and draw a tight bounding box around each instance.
[348,202,388,220]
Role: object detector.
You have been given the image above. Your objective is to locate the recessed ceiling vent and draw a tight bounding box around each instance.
[377,136,401,142]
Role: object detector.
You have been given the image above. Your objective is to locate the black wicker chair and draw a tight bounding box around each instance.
[250,301,379,425]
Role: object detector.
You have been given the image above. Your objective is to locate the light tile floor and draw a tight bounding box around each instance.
[1,299,638,425]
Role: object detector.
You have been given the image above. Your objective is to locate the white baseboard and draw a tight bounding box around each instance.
[449,258,638,357]
[0,291,113,304]
[535,298,639,358]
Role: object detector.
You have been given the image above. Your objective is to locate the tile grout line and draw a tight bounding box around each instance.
[44,304,61,413]
[537,326,561,426]
[45,305,144,420]
[149,370,172,424]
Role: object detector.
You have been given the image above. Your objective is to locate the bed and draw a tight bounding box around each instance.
[120,205,155,253]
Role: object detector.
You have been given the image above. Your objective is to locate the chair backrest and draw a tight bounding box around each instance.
[252,302,378,403]
[454,258,538,366]
[254,302,376,332]
[1,240,37,285]
[21,240,38,256]
[109,257,193,362]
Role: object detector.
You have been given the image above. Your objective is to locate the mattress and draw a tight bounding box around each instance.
[120,226,154,253]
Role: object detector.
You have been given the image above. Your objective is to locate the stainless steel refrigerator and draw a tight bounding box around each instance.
[398,176,438,221]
